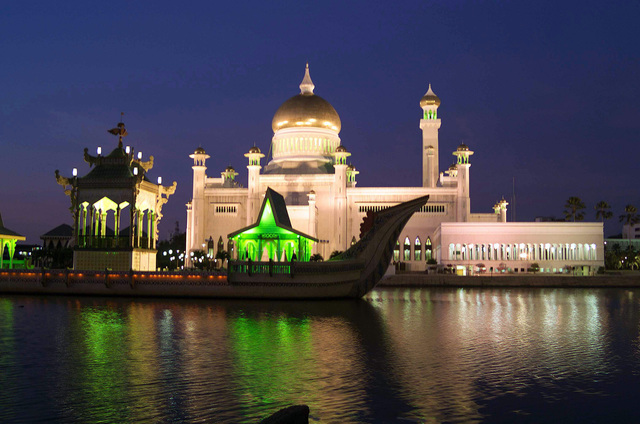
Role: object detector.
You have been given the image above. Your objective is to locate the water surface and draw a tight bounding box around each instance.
[1,287,639,423]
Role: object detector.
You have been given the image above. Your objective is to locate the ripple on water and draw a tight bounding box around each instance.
[1,289,640,423]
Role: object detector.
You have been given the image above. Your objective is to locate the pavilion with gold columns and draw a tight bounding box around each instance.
[56,121,176,271]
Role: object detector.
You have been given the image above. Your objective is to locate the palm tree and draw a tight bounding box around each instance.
[619,204,639,226]
[564,196,586,222]
[594,201,613,222]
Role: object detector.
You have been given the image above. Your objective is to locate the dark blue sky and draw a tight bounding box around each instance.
[1,0,638,242]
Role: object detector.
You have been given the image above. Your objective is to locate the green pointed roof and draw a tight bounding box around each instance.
[228,187,318,241]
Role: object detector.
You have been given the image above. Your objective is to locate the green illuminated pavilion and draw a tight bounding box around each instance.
[0,212,26,269]
[228,188,318,262]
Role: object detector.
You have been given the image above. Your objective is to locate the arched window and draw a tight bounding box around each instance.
[393,240,400,262]
[425,237,432,260]
[414,237,422,261]
[403,237,411,261]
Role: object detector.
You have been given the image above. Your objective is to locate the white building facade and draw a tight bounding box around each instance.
[186,65,604,274]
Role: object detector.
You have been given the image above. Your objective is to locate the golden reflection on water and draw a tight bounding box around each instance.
[366,288,622,423]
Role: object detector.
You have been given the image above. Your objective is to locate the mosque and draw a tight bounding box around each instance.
[186,65,603,275]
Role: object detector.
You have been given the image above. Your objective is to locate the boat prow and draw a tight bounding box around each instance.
[228,194,429,298]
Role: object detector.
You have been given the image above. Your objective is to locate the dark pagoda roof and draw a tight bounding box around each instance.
[41,224,74,239]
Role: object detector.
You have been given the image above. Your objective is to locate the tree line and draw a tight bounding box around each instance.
[564,197,639,226]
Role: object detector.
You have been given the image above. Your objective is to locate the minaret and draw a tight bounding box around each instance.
[188,147,209,262]
[420,84,442,188]
[332,145,350,251]
[453,143,473,222]
[245,146,264,225]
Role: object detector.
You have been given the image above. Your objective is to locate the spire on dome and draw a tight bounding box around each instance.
[299,63,315,95]
[426,84,435,96]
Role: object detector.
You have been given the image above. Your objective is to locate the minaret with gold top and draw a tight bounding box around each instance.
[420,84,441,188]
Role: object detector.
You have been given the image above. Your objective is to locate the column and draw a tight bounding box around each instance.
[147,211,152,249]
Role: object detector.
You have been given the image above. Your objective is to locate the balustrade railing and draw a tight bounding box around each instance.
[229,260,363,277]
[76,236,152,249]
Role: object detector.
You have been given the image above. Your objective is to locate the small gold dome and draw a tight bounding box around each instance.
[457,143,470,151]
[346,164,355,171]
[335,145,347,153]
[248,146,261,154]
[225,165,235,173]
[448,163,458,171]
[194,146,206,154]
[420,84,441,108]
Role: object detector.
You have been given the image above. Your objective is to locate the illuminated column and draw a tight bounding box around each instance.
[420,84,441,188]
[76,205,82,240]
[147,211,152,249]
[332,146,350,251]
[185,202,192,266]
[128,207,133,247]
[115,206,120,240]
[245,146,265,225]
[101,211,107,238]
[189,147,210,256]
[136,209,142,248]
[453,144,473,222]
[82,204,87,239]
[308,190,317,253]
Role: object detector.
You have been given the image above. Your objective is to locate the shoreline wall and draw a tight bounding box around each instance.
[379,273,640,288]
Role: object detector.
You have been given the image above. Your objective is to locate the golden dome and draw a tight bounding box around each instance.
[335,145,347,153]
[194,146,206,154]
[457,143,470,151]
[420,84,441,108]
[248,146,261,154]
[272,64,341,133]
[272,94,341,133]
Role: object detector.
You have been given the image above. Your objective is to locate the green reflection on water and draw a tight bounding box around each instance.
[0,299,16,417]
[78,307,131,422]
[229,313,316,417]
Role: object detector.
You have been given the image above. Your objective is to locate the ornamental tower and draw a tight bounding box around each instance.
[56,120,176,271]
[245,146,264,225]
[420,84,441,188]
[187,146,209,265]
[453,143,473,221]
[332,145,350,250]
[493,198,509,222]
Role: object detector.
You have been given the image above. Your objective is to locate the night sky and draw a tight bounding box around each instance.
[1,0,638,243]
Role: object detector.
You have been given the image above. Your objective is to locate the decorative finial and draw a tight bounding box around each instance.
[108,116,128,147]
[426,84,434,95]
[299,63,315,95]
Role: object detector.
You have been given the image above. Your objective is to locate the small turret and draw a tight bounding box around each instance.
[494,198,509,222]
[453,143,473,165]
[333,145,351,165]
[190,146,210,166]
